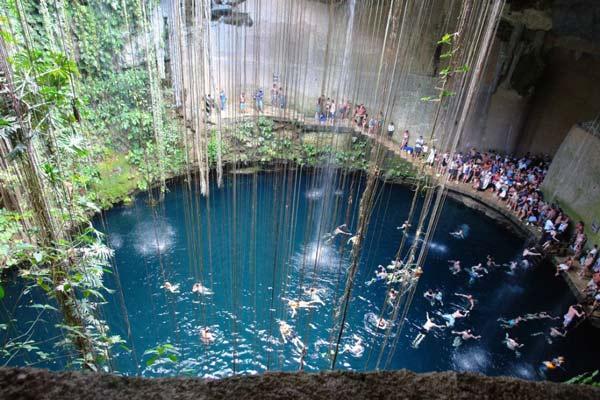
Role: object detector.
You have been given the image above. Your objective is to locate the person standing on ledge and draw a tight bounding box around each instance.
[387,121,395,140]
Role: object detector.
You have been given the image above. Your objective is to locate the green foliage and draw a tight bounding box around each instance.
[565,371,600,387]
[421,33,469,103]
[143,343,180,367]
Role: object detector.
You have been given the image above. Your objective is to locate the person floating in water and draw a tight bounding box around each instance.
[523,311,559,321]
[387,289,399,308]
[531,326,567,344]
[471,263,488,275]
[366,265,388,286]
[303,287,325,306]
[376,317,391,330]
[467,267,483,284]
[278,320,305,353]
[436,309,468,328]
[199,327,215,345]
[284,299,319,318]
[502,261,518,275]
[424,289,443,307]
[451,329,481,347]
[397,220,411,231]
[497,316,524,329]
[192,282,213,296]
[411,312,445,348]
[503,333,524,357]
[386,259,403,271]
[342,334,364,358]
[563,304,585,329]
[449,228,465,239]
[162,281,180,293]
[454,293,475,310]
[486,255,498,269]
[324,224,352,244]
[347,235,359,246]
[540,356,565,378]
[523,247,542,258]
[448,260,461,275]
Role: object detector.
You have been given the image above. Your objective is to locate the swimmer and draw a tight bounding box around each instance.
[502,261,518,275]
[278,320,305,352]
[531,326,566,344]
[523,311,558,321]
[563,304,585,329]
[471,263,488,275]
[285,299,319,318]
[303,287,325,305]
[503,333,524,357]
[454,293,475,310]
[192,282,213,296]
[497,316,524,329]
[341,334,364,358]
[451,329,481,341]
[199,327,215,345]
[347,235,359,246]
[333,224,352,236]
[449,229,465,239]
[411,312,445,348]
[541,356,565,371]
[366,265,388,286]
[486,255,498,269]
[434,289,444,306]
[397,220,411,231]
[437,309,468,328]
[376,317,391,330]
[448,260,461,275]
[386,259,403,271]
[162,281,180,293]
[387,289,399,308]
[424,289,436,306]
[523,248,542,258]
[467,268,483,284]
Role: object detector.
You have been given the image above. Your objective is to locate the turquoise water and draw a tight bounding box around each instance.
[2,168,599,379]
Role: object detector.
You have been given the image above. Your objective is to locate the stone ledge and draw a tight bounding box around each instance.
[1,368,599,400]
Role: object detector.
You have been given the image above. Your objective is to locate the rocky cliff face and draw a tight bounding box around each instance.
[1,367,599,400]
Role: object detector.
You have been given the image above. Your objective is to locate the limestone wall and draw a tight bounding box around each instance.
[541,124,600,232]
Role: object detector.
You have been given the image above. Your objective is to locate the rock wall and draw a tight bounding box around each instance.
[541,124,600,232]
[516,49,600,155]
[1,367,599,400]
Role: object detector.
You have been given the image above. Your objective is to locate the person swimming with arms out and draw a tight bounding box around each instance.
[448,260,461,275]
[471,263,488,275]
[342,334,364,358]
[449,228,465,239]
[303,287,325,306]
[451,329,481,347]
[539,356,565,378]
[531,326,566,344]
[366,265,388,286]
[411,312,445,348]
[162,281,180,293]
[502,261,518,275]
[284,298,319,318]
[436,309,469,328]
[192,282,213,296]
[323,224,352,244]
[278,320,305,353]
[497,315,524,329]
[486,255,498,269]
[503,333,524,357]
[454,293,475,310]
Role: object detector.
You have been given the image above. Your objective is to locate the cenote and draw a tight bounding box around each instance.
[4,168,598,381]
